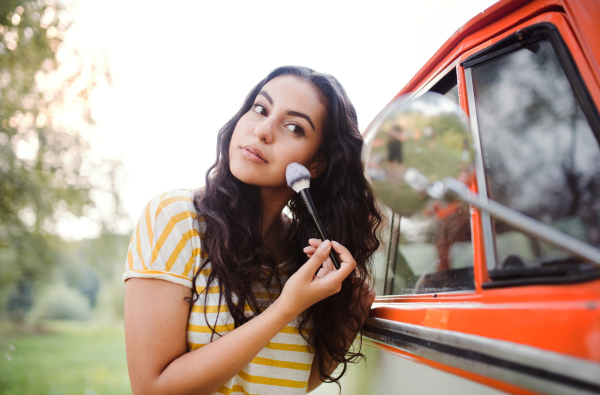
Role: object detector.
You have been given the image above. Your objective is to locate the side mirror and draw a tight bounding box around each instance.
[362,92,474,218]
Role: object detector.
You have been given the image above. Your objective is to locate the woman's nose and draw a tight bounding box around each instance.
[254,119,275,144]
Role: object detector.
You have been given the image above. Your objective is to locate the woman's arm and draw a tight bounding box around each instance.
[125,240,355,395]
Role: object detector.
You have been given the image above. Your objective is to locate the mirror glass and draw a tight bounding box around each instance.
[362,91,474,216]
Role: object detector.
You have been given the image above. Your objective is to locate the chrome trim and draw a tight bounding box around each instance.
[384,213,401,295]
[464,67,497,270]
[363,317,600,395]
[444,178,600,265]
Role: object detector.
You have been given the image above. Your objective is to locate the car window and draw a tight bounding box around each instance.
[470,35,600,276]
[387,68,475,295]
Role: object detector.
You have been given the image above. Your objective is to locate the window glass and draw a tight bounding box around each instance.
[372,206,392,295]
[388,70,475,294]
[431,68,459,105]
[444,84,459,105]
[472,39,600,270]
[390,204,474,294]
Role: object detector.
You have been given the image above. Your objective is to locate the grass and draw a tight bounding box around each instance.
[0,320,131,395]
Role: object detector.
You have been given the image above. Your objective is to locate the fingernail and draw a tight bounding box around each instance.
[320,240,330,250]
[332,241,339,245]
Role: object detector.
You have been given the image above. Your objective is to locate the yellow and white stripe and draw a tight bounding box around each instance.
[124,189,314,394]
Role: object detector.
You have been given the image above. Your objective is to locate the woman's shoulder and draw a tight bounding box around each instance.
[124,188,204,288]
[139,188,205,245]
[145,188,199,219]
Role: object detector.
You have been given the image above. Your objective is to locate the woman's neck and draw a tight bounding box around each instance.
[259,187,294,253]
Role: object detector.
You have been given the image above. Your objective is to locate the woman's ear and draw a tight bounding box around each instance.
[309,155,327,179]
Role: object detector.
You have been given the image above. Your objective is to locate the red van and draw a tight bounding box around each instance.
[320,0,600,394]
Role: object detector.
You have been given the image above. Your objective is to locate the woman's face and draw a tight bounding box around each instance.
[229,75,327,190]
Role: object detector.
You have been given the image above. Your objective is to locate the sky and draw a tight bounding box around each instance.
[59,0,498,239]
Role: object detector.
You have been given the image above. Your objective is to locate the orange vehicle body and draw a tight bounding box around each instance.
[367,0,600,393]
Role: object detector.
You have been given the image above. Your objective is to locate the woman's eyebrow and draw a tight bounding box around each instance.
[258,91,273,105]
[258,90,315,131]
[287,111,315,131]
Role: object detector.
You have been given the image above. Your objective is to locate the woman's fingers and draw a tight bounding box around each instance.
[319,241,356,282]
[307,240,353,263]
[305,241,353,273]
[323,257,334,271]
[299,240,332,278]
[308,238,322,247]
[316,267,332,278]
[328,254,356,281]
[331,241,356,265]
[303,246,317,254]
[303,245,316,259]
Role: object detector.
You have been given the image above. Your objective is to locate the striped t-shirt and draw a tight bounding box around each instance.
[123,189,315,395]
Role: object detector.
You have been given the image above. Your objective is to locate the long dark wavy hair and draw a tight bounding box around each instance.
[192,66,383,383]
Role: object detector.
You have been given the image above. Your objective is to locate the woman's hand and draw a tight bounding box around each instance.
[276,240,356,320]
[303,238,375,320]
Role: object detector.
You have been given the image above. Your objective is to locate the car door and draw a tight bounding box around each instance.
[333,8,600,395]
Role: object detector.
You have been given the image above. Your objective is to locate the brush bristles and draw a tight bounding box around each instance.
[286,162,311,192]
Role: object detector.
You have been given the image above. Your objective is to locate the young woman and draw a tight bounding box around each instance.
[124,66,383,395]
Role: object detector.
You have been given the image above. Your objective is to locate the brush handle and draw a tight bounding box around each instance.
[299,189,341,270]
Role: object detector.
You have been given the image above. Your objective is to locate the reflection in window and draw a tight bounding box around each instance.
[372,206,393,296]
[472,39,600,270]
[390,204,474,294]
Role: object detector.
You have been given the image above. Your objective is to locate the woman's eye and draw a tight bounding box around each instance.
[286,123,305,136]
[252,103,267,116]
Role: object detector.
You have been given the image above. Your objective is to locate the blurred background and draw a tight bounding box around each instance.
[0,0,497,393]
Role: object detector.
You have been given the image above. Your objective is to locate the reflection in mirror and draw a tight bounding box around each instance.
[363,91,476,294]
[363,91,474,217]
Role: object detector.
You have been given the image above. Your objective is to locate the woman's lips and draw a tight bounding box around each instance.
[241,145,268,163]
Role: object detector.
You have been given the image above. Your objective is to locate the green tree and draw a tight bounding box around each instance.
[0,0,121,321]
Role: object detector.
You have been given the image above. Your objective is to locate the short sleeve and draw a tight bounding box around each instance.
[123,189,206,288]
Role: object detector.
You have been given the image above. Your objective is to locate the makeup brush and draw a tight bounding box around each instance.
[286,162,341,269]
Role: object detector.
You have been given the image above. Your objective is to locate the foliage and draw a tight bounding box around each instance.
[21,231,129,325]
[28,283,91,321]
[0,321,131,395]
[0,0,124,321]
